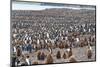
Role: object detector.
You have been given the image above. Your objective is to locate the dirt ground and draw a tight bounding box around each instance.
[19,46,95,65]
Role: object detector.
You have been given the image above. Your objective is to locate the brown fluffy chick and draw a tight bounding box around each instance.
[63,52,67,59]
[45,54,53,64]
[56,51,61,59]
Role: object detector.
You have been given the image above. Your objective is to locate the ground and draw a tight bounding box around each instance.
[19,46,95,65]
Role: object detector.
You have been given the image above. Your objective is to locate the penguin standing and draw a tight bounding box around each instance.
[87,46,92,59]
[25,56,31,65]
[48,47,52,54]
[67,48,72,58]
[16,47,22,57]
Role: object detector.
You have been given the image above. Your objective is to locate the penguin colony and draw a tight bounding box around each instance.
[11,7,96,66]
